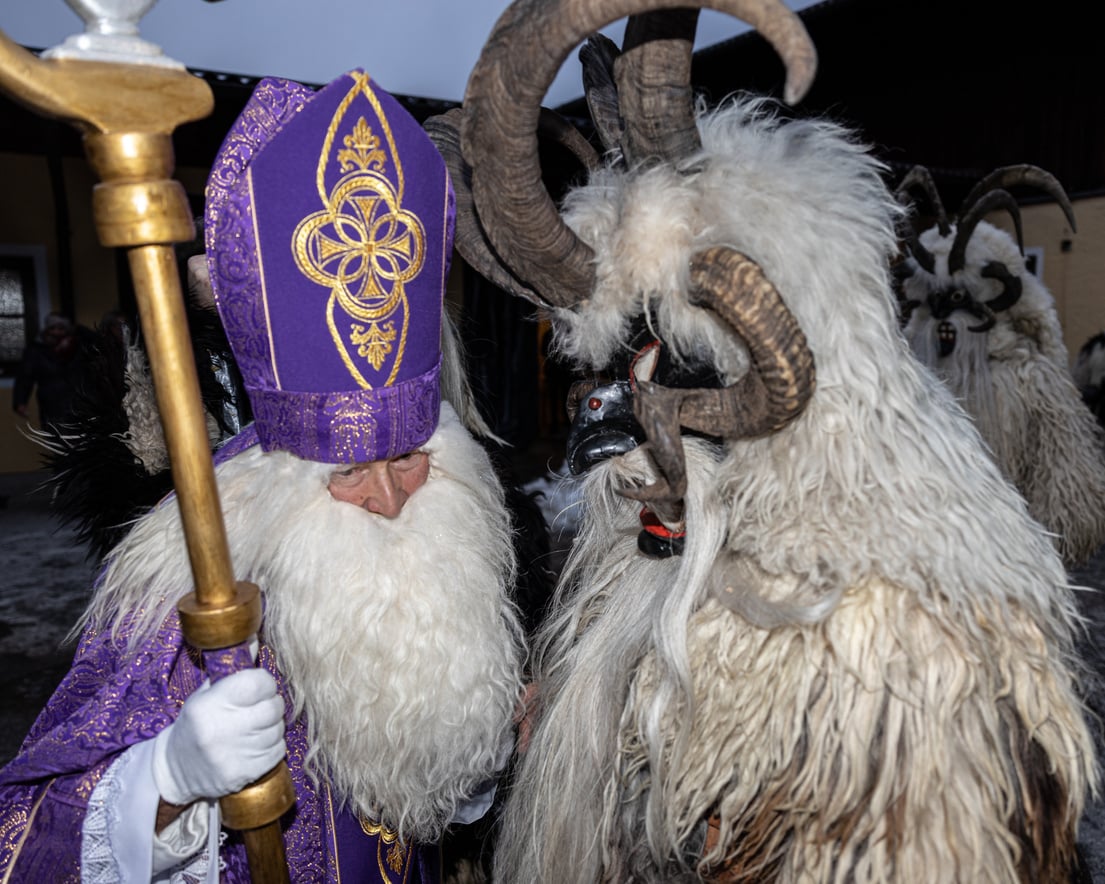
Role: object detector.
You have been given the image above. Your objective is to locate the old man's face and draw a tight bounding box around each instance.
[327,451,431,518]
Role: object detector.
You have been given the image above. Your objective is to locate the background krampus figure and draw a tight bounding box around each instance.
[428,1,1098,881]
[1072,331,1105,429]
[897,165,1105,568]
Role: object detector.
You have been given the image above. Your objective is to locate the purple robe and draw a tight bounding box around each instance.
[0,606,440,883]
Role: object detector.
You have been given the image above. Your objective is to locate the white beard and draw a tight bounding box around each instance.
[89,403,525,841]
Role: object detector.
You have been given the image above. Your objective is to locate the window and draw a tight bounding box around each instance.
[0,247,49,382]
[1023,246,1044,279]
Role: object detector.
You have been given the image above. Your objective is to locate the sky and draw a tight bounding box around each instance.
[3,1,822,107]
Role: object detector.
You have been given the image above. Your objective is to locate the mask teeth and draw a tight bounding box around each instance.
[937,321,957,358]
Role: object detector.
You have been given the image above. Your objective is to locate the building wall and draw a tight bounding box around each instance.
[1026,195,1105,364]
[0,152,207,473]
[0,152,116,471]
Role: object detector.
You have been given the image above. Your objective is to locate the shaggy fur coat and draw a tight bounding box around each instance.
[493,98,1098,884]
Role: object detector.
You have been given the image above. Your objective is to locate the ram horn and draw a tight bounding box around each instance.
[959,164,1077,234]
[461,0,816,309]
[979,260,1023,314]
[905,229,936,275]
[896,164,950,236]
[616,9,702,165]
[628,246,815,505]
[948,189,1023,274]
[425,106,598,309]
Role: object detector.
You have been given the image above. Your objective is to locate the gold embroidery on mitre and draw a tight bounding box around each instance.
[352,320,397,370]
[339,117,387,173]
[328,396,380,461]
[291,73,426,389]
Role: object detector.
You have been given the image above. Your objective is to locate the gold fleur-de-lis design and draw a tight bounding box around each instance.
[358,815,408,879]
[386,842,406,873]
[351,321,397,370]
[338,117,386,173]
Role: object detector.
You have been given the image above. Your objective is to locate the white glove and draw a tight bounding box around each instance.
[151,668,286,807]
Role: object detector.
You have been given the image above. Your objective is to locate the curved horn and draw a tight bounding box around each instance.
[537,105,602,171]
[905,229,936,275]
[425,107,599,309]
[616,10,701,165]
[424,109,545,306]
[685,246,815,434]
[628,246,815,505]
[580,34,625,156]
[960,164,1077,234]
[949,189,1023,274]
[979,260,1023,314]
[895,165,950,236]
[461,0,817,309]
[964,301,998,334]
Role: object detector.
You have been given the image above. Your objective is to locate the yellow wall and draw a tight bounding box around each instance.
[0,152,122,471]
[0,152,206,472]
[1033,196,1105,363]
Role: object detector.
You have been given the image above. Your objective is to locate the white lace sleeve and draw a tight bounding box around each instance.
[82,739,221,883]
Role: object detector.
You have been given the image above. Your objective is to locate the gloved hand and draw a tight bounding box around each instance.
[152,667,286,807]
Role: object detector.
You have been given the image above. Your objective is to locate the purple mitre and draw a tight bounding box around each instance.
[204,71,456,464]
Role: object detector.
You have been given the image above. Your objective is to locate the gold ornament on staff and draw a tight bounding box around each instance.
[0,3,295,881]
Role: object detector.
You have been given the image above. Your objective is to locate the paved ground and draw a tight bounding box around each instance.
[0,472,97,765]
[2,466,1104,878]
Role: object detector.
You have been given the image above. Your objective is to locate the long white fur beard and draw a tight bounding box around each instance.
[88,403,525,842]
[903,314,1011,464]
[495,439,728,884]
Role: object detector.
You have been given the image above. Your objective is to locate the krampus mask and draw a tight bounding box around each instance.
[426,0,818,556]
[895,163,1076,357]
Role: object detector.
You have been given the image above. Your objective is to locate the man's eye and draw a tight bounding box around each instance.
[331,467,361,483]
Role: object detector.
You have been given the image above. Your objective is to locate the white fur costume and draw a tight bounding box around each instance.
[902,216,1105,569]
[494,99,1097,883]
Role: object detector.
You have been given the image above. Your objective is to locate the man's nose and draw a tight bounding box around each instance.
[359,468,404,518]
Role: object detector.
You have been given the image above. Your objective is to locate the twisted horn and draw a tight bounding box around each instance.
[685,247,815,433]
[461,0,817,309]
[628,245,815,504]
[964,300,998,334]
[425,106,598,308]
[538,106,602,171]
[905,229,936,275]
[616,9,701,165]
[425,109,543,305]
[959,164,1077,234]
[949,189,1023,274]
